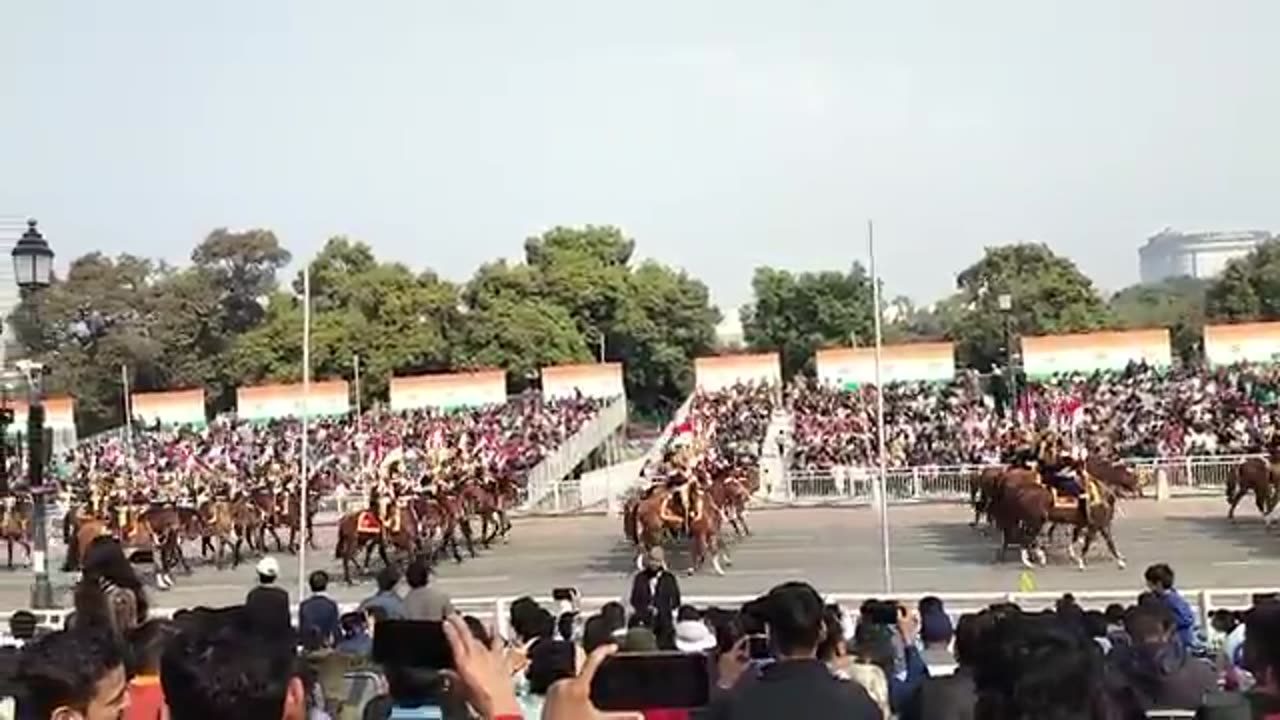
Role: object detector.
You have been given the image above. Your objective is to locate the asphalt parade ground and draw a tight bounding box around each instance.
[0,497,1275,613]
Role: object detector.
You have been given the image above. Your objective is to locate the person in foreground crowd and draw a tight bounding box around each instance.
[1104,602,1217,713]
[709,582,882,720]
[900,611,987,720]
[72,536,148,643]
[299,571,340,650]
[1143,562,1203,655]
[359,567,407,620]
[403,559,454,622]
[13,624,128,720]
[124,619,175,720]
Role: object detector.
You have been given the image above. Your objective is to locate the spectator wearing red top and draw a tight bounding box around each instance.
[125,619,176,720]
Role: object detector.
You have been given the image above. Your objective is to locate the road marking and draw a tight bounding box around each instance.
[722,567,804,577]
[1212,559,1280,567]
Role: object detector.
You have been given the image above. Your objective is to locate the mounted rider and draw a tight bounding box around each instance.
[656,434,699,533]
[369,474,402,535]
[1037,430,1091,520]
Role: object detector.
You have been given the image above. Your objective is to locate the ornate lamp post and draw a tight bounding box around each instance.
[12,219,55,609]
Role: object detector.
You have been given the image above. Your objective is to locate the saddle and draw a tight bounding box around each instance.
[355,510,383,535]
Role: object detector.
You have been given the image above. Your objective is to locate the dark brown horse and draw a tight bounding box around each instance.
[459,484,511,547]
[0,495,32,569]
[1228,457,1279,527]
[969,466,1005,530]
[707,476,751,537]
[624,483,727,576]
[249,490,290,552]
[989,466,1128,571]
[411,494,475,564]
[335,505,422,584]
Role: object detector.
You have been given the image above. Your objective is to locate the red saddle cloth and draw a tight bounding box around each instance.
[356,511,383,534]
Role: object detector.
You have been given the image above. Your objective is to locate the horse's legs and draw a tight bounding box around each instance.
[270,525,286,553]
[1227,486,1249,522]
[1098,523,1126,569]
[459,518,477,558]
[6,538,13,570]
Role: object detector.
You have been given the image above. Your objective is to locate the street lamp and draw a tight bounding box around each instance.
[997,293,1017,422]
[12,219,55,609]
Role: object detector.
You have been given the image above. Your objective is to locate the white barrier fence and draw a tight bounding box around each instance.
[784,455,1250,505]
[6,586,1272,638]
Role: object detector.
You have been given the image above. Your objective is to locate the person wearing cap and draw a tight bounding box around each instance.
[709,582,881,720]
[629,547,681,623]
[675,606,717,654]
[245,556,291,638]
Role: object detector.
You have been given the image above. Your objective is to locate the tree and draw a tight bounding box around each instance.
[739,265,874,377]
[1110,276,1208,362]
[232,237,460,403]
[1206,241,1280,322]
[951,243,1112,370]
[884,296,962,344]
[192,228,291,334]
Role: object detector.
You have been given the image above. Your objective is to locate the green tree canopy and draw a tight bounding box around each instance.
[1109,276,1208,362]
[951,243,1112,369]
[1206,240,1280,322]
[740,265,874,377]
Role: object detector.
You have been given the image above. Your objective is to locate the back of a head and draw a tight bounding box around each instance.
[161,609,304,720]
[1244,602,1280,684]
[8,611,37,642]
[762,582,824,657]
[599,601,625,632]
[1124,604,1172,645]
[405,559,429,589]
[954,611,998,668]
[526,639,577,695]
[973,613,1108,720]
[676,605,701,623]
[308,570,329,594]
[376,566,401,593]
[128,619,176,676]
[1143,563,1175,591]
[15,625,126,720]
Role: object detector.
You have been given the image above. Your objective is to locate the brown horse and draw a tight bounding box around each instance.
[624,483,727,576]
[459,484,511,547]
[969,466,1005,531]
[198,500,245,569]
[410,494,476,564]
[989,466,1128,571]
[335,505,422,585]
[707,477,751,537]
[1228,457,1279,527]
[249,491,291,552]
[68,507,181,588]
[281,491,320,552]
[0,495,32,569]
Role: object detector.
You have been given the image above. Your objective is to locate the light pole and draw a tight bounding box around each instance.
[12,219,56,609]
[997,293,1017,423]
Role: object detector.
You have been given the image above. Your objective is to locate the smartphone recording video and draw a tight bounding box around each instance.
[372,620,454,670]
[590,652,711,711]
[746,634,771,661]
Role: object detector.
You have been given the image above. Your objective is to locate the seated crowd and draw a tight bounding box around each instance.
[2,539,1278,720]
[788,362,1280,470]
[61,393,605,497]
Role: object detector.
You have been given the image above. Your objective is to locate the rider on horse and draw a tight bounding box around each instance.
[656,441,699,533]
[1037,430,1091,520]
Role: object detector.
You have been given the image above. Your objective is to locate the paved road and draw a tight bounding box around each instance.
[1,498,1276,613]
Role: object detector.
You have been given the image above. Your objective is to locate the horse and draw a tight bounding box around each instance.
[281,491,320,552]
[969,466,1005,531]
[459,483,511,547]
[335,505,422,585]
[624,483,727,576]
[0,495,32,569]
[707,476,751,537]
[988,466,1128,571]
[1227,457,1279,527]
[197,499,245,570]
[410,494,475,564]
[249,490,290,553]
[68,507,180,589]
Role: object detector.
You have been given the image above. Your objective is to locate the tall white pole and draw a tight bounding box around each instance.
[298,265,311,602]
[120,364,133,447]
[354,354,363,470]
[869,219,893,593]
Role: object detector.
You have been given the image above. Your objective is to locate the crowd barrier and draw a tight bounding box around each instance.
[784,454,1249,506]
[6,586,1272,639]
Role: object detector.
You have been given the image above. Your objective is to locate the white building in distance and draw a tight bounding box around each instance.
[1139,228,1274,283]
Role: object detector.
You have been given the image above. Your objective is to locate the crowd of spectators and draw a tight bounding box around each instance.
[2,538,1278,719]
[789,362,1280,470]
[682,383,779,464]
[59,393,605,498]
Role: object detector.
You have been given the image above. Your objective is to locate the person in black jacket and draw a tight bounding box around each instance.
[629,547,681,622]
[299,570,340,650]
[709,582,882,720]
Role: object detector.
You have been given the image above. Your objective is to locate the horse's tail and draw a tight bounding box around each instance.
[334,519,346,559]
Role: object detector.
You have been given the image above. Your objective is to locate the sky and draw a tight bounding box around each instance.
[3,1,1278,311]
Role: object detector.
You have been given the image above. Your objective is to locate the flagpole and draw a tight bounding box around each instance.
[869,219,893,593]
[120,364,132,448]
[297,265,311,603]
[354,353,363,470]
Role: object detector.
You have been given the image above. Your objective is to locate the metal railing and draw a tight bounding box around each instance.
[783,455,1250,505]
[5,586,1268,640]
[519,397,628,512]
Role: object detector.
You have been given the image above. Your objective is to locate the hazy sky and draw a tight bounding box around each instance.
[4,1,1278,310]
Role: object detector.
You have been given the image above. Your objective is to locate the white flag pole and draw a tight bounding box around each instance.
[297,265,311,602]
[869,219,893,593]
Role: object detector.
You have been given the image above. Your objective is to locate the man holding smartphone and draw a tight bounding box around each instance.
[710,582,882,720]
